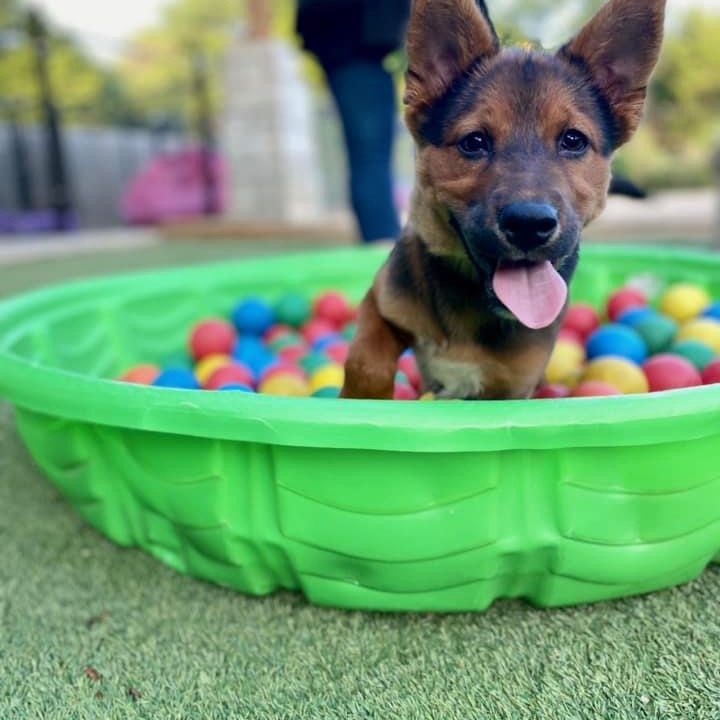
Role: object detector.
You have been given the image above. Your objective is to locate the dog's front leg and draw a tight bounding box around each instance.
[342,289,409,400]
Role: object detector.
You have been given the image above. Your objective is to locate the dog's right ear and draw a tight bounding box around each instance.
[404,0,499,120]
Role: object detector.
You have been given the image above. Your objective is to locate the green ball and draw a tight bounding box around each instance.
[274,293,311,329]
[634,316,677,355]
[300,351,332,374]
[342,322,358,341]
[268,332,304,352]
[312,386,341,399]
[672,340,716,371]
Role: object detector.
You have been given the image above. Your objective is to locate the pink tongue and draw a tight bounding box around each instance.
[492,261,568,330]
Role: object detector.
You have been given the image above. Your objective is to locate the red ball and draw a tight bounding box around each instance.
[557,327,585,347]
[314,292,353,329]
[701,359,720,385]
[206,363,254,390]
[563,304,600,342]
[325,342,350,365]
[398,354,422,389]
[607,288,648,322]
[264,324,294,344]
[302,318,337,345]
[643,354,702,393]
[534,384,571,399]
[190,320,237,361]
[261,362,306,385]
[394,383,419,401]
[571,381,622,397]
[278,345,307,364]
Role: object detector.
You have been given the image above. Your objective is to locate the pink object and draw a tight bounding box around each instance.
[571,381,622,397]
[394,383,419,401]
[534,384,572,399]
[325,342,350,365]
[558,327,584,347]
[121,148,227,225]
[190,320,237,361]
[398,354,422,389]
[314,292,353,329]
[279,345,307,364]
[302,318,337,345]
[607,288,648,322]
[206,363,254,390]
[260,362,306,385]
[492,261,568,330]
[701,359,720,385]
[643,354,702,393]
[264,325,294,344]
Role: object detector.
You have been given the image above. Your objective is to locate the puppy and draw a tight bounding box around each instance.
[342,0,666,400]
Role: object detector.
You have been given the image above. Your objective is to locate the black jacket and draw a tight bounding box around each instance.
[297,0,410,70]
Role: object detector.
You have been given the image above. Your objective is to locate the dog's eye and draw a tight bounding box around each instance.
[458,132,492,159]
[559,129,590,156]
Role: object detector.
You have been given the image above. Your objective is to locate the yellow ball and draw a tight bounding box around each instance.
[545,340,585,387]
[676,319,720,353]
[195,354,232,386]
[583,357,649,395]
[660,283,711,323]
[420,392,436,401]
[310,364,345,393]
[259,374,309,397]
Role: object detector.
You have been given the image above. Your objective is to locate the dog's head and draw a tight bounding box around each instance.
[404,0,666,329]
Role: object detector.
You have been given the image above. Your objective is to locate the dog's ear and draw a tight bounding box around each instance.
[404,0,499,118]
[560,0,666,146]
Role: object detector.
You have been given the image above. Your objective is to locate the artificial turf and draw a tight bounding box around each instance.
[1,241,719,720]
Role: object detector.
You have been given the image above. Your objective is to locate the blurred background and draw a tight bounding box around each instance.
[0,0,718,260]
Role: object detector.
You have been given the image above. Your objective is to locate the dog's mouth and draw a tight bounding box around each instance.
[491,259,568,330]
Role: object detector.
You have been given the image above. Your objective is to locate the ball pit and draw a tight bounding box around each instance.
[2,245,720,613]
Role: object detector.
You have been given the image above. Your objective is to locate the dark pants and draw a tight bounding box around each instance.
[326,60,401,243]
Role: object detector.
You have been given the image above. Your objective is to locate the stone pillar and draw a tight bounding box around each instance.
[220,34,326,224]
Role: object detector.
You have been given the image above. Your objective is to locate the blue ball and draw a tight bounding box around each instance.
[586,325,648,364]
[153,368,200,390]
[218,383,255,393]
[248,352,279,378]
[313,333,344,352]
[231,298,275,336]
[617,307,658,327]
[703,302,720,321]
[233,336,267,364]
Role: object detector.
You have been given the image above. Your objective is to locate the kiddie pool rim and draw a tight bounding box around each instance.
[0,243,719,454]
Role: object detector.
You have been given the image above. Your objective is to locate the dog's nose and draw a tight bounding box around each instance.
[498,202,559,251]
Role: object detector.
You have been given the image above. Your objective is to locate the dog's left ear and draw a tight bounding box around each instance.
[560,0,666,147]
[404,0,499,129]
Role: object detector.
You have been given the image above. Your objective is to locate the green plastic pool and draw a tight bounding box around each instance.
[1,244,719,612]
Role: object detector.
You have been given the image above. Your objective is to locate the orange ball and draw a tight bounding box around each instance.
[119,364,161,385]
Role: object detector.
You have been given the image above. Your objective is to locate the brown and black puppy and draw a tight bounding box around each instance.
[342,0,666,400]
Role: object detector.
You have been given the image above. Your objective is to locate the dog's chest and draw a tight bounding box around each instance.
[415,341,487,399]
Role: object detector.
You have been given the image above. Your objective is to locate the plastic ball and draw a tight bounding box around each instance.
[246,351,280,379]
[586,325,647,365]
[617,307,658,327]
[160,352,193,371]
[702,302,720,322]
[261,362,306,385]
[342,322,358,341]
[571,381,622,397]
[231,298,275,336]
[233,336,266,363]
[582,357,649,394]
[190,319,237,362]
[264,324,294,345]
[545,340,585,386]
[259,374,310,397]
[398,354,422,389]
[643,354,702,393]
[325,341,350,365]
[302,318,337,345]
[534,384,571,399]
[633,316,677,355]
[558,327,584,347]
[314,291,353,329]
[394,383,419,401]
[672,340,716,371]
[312,386,341,399]
[299,351,332,375]
[313,333,345,352]
[660,283,711,323]
[206,363,255,390]
[274,293,312,329]
[267,332,304,353]
[119,364,161,385]
[278,345,307,365]
[419,392,436,401]
[218,384,255,393]
[309,364,345,393]
[562,304,600,341]
[676,319,720,354]
[195,354,232,386]
[607,287,648,322]
[701,359,720,385]
[153,368,200,390]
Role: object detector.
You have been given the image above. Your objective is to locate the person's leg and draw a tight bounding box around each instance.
[326,59,401,243]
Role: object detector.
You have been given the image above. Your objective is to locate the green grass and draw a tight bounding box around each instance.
[1,240,720,720]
